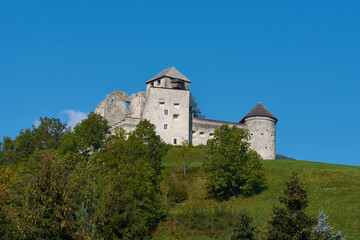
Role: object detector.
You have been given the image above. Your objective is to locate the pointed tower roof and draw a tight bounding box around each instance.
[240,102,278,123]
[146,66,191,83]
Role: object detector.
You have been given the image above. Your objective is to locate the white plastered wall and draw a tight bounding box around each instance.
[245,116,276,159]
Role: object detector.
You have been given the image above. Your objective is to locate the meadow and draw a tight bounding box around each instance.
[153,148,360,239]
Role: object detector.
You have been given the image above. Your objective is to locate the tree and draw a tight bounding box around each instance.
[0,136,20,165]
[97,159,165,239]
[32,117,68,150]
[265,172,315,240]
[125,120,168,173]
[73,202,99,240]
[177,140,193,177]
[61,112,110,160]
[204,125,265,197]
[0,166,12,238]
[311,210,344,240]
[230,210,256,240]
[190,93,205,119]
[18,152,74,239]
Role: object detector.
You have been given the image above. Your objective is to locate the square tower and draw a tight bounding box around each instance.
[142,67,190,145]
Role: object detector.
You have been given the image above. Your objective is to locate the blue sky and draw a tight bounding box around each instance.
[1,1,359,165]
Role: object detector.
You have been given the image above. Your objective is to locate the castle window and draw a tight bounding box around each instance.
[164,109,168,115]
[151,82,154,86]
[163,124,168,130]
[173,114,179,121]
[261,133,264,135]
[174,103,180,107]
[157,80,161,85]
[126,102,130,109]
[159,101,165,106]
[173,138,177,144]
[200,131,205,136]
[209,133,214,138]
[111,99,114,103]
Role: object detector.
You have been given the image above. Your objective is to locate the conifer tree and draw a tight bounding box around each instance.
[230,210,256,240]
[311,210,344,240]
[18,152,74,239]
[265,172,315,240]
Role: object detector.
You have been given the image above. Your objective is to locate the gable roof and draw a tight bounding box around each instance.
[240,102,278,123]
[146,66,191,83]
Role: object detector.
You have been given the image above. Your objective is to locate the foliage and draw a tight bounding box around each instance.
[73,202,101,240]
[275,153,296,160]
[204,124,265,197]
[230,210,256,240]
[97,159,165,239]
[62,112,110,159]
[0,166,12,238]
[265,172,315,240]
[311,210,344,240]
[125,119,168,173]
[18,151,74,239]
[177,140,194,176]
[190,93,205,119]
[161,169,188,205]
[32,117,68,151]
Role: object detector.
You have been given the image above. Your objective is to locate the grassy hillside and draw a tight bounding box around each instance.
[153,148,360,239]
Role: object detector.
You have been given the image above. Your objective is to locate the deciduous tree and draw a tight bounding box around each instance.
[204,125,265,197]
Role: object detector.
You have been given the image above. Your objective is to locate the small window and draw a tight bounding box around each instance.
[173,138,177,144]
[192,130,196,134]
[151,82,154,86]
[200,131,205,136]
[110,99,114,103]
[261,133,264,135]
[126,102,130,109]
[209,133,214,136]
[157,80,161,85]
[174,103,180,107]
[164,109,168,115]
[159,101,165,106]
[173,114,179,120]
[164,124,168,130]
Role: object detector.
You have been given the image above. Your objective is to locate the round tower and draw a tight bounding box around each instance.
[240,102,278,159]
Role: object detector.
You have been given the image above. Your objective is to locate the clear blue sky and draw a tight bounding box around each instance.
[1,1,359,165]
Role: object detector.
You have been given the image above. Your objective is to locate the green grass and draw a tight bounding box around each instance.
[154,148,360,239]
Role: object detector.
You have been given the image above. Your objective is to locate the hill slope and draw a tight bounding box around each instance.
[153,148,360,239]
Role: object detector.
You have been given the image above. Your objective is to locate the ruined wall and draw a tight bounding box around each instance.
[95,90,146,127]
[244,116,276,159]
[192,118,246,145]
[95,90,130,126]
[112,117,142,135]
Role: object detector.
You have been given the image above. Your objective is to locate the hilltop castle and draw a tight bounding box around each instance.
[95,67,278,159]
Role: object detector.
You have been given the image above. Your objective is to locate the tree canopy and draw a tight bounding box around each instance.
[204,124,265,197]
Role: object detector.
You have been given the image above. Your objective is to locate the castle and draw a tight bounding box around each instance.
[95,67,278,159]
